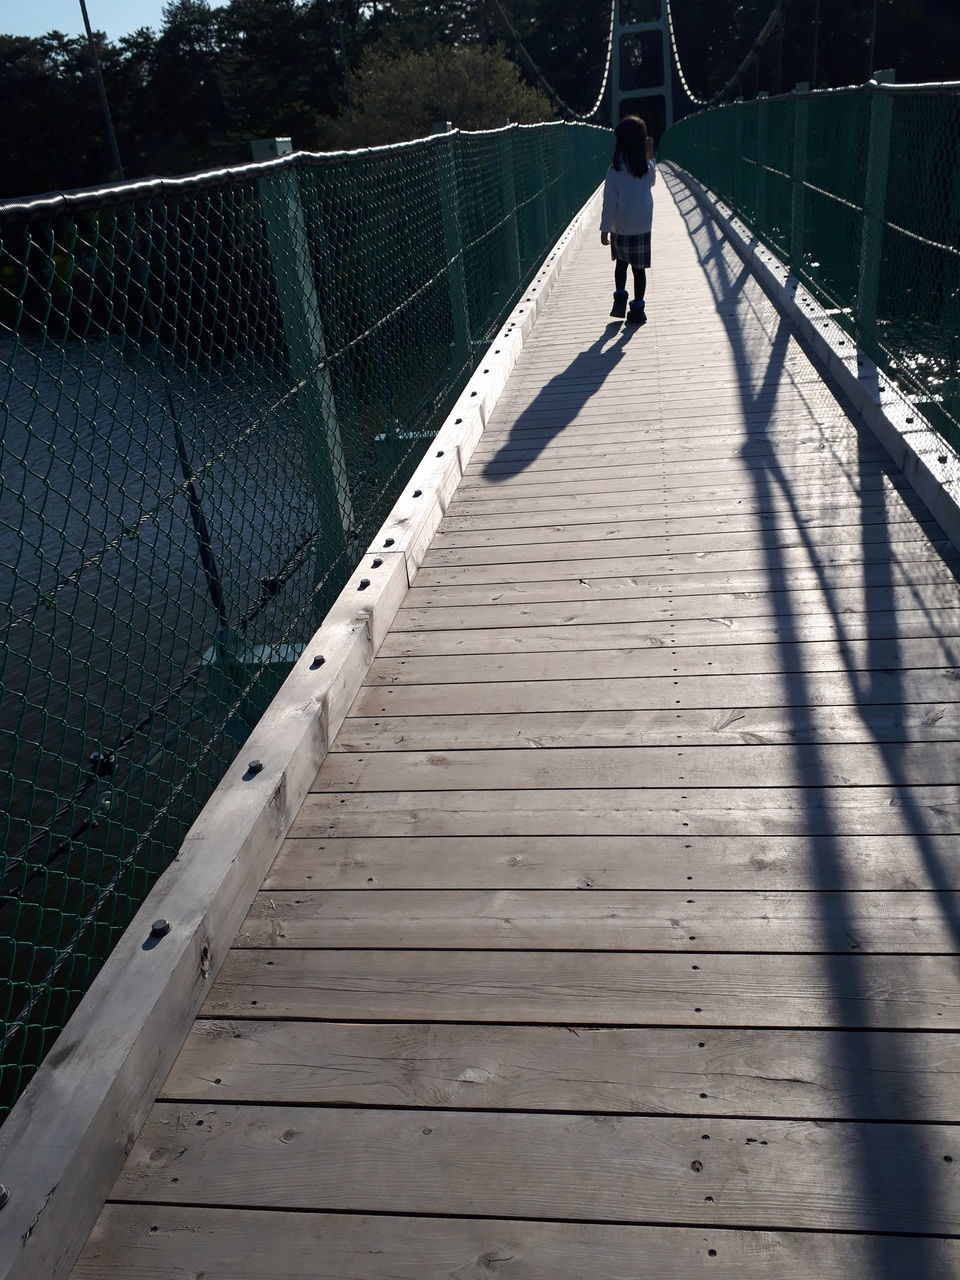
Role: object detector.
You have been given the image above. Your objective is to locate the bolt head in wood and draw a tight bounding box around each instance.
[150,920,171,939]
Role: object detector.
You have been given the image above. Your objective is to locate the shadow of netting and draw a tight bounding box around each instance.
[667,168,960,1264]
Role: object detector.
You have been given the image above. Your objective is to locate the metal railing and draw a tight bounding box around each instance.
[661,79,960,447]
[0,120,609,1115]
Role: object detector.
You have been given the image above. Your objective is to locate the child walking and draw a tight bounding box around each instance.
[600,116,656,324]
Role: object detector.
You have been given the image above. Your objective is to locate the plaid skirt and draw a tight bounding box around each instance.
[610,232,652,269]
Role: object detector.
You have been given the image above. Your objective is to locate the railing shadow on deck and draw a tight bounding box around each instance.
[667,168,960,1276]
[481,322,641,479]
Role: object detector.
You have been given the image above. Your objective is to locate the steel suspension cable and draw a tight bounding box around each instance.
[666,0,791,109]
[486,0,616,121]
[664,0,709,107]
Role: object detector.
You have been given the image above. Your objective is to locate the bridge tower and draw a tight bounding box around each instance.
[611,0,675,137]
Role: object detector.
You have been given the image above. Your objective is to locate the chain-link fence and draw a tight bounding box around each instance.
[0,120,609,1116]
[661,81,960,446]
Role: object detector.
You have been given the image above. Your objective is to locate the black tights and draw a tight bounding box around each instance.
[614,261,646,301]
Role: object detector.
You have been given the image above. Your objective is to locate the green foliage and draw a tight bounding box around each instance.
[1,0,958,196]
[319,42,546,149]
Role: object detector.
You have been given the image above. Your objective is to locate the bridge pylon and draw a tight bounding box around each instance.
[611,0,674,137]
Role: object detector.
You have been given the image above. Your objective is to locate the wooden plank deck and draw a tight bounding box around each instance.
[73,171,960,1277]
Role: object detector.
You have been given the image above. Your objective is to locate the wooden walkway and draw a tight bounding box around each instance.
[74,172,960,1276]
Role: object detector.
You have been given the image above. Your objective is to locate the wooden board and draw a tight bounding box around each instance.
[353,669,960,716]
[332,705,960,752]
[377,612,960,659]
[430,510,929,551]
[161,1020,960,1120]
[433,502,924,544]
[403,557,960,608]
[410,544,956,587]
[419,525,944,570]
[110,1103,960,1233]
[467,435,887,477]
[366,634,960,683]
[437,495,925,536]
[73,1206,960,1280]
[393,583,960,629]
[202,948,960,1027]
[311,743,960,794]
[447,477,917,516]
[290,785,960,837]
[265,832,960,891]
[237,888,960,953]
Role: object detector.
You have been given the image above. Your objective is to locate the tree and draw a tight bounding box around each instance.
[215,0,339,148]
[146,0,231,173]
[0,33,106,196]
[319,41,544,149]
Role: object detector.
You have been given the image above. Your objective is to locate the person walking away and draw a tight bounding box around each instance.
[600,116,656,325]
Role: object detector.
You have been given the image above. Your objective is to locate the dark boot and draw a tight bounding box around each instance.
[625,299,646,325]
[610,290,628,318]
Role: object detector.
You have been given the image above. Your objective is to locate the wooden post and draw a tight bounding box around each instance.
[856,70,896,347]
[790,83,810,275]
[251,140,354,544]
[432,123,472,377]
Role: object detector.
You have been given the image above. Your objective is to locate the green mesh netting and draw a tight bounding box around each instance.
[661,83,960,446]
[0,121,609,1116]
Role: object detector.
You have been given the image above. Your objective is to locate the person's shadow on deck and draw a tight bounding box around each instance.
[481,321,642,481]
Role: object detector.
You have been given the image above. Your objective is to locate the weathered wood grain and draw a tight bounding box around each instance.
[290,785,960,838]
[161,1020,960,1121]
[444,471,928,517]
[392,583,960,629]
[73,1206,960,1280]
[410,543,955,587]
[437,494,924,536]
[237,888,960,953]
[312,743,960,794]
[110,1103,960,1234]
[332,705,960,752]
[202,948,960,1027]
[366,634,960,683]
[264,832,960,891]
[377,610,960,658]
[403,557,960,607]
[419,523,943,570]
[354,670,960,717]
[431,503,923,547]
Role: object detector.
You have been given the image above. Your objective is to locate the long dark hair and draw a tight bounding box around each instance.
[612,115,649,178]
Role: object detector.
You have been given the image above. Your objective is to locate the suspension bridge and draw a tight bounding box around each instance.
[1,2,960,1276]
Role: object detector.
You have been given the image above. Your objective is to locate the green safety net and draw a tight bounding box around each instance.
[661,83,960,447]
[0,121,609,1116]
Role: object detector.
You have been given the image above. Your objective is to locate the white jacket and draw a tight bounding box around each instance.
[600,160,656,236]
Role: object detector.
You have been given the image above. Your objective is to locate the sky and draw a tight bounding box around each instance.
[1,1,228,42]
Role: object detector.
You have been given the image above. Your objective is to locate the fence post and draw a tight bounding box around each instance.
[529,124,550,247]
[732,103,744,208]
[498,124,522,293]
[856,70,896,348]
[790,82,810,275]
[432,123,472,378]
[755,92,769,230]
[251,139,353,546]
